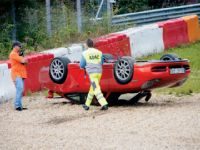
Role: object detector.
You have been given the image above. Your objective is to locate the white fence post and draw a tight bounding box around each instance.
[46,0,52,37]
[77,0,82,33]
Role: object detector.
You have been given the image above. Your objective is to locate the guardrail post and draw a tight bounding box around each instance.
[107,0,115,29]
[45,0,52,37]
[77,0,82,33]
[11,0,17,40]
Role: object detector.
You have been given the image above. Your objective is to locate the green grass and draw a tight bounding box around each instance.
[141,41,200,96]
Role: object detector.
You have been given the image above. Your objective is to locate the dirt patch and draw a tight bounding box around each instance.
[0,93,200,149]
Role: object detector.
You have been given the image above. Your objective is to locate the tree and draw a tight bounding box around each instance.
[114,0,149,14]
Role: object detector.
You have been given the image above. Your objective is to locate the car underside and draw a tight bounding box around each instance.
[39,54,190,105]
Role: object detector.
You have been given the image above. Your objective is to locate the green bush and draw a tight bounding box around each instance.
[0,1,132,59]
[0,24,13,59]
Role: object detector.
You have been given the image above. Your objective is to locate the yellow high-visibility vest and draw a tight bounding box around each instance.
[83,48,103,74]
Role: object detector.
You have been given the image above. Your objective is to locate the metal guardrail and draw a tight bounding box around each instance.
[112,3,200,25]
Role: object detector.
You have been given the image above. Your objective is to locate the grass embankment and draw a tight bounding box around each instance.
[142,41,200,96]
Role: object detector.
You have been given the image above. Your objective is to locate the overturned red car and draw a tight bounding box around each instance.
[39,53,190,105]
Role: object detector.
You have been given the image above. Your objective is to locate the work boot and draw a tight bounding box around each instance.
[101,104,108,110]
[15,107,22,111]
[82,104,89,111]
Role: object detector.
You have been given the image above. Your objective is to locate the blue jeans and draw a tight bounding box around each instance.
[14,77,24,109]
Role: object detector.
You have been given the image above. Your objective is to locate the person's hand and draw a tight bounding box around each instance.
[24,58,28,64]
[21,58,28,65]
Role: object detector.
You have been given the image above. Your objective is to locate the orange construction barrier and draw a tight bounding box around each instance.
[182,15,200,43]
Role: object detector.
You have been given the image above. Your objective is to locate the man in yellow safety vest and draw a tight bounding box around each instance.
[80,39,108,111]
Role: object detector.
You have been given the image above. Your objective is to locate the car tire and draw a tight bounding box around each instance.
[49,57,71,84]
[114,56,134,84]
[160,54,181,61]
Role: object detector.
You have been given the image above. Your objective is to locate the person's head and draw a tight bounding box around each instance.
[12,41,22,52]
[86,39,94,48]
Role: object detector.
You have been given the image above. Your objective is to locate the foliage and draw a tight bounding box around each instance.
[113,0,199,14]
[0,24,13,59]
[114,0,149,14]
[0,0,199,59]
[0,1,128,60]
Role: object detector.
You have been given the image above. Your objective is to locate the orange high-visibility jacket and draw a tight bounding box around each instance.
[9,50,27,81]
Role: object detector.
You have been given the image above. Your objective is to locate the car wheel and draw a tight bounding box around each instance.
[114,56,134,84]
[160,54,181,61]
[49,57,71,84]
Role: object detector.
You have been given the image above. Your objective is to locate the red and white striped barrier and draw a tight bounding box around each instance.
[42,47,68,57]
[42,44,84,62]
[0,14,199,101]
[158,18,189,49]
[65,44,85,62]
[182,15,200,43]
[94,33,131,58]
[119,24,164,58]
[0,63,16,103]
[24,53,54,94]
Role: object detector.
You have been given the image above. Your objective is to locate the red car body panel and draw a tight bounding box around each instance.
[40,60,190,95]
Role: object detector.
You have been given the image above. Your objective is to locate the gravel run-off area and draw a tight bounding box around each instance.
[0,93,200,150]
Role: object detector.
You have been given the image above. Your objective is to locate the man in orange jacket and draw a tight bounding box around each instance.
[9,41,28,111]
